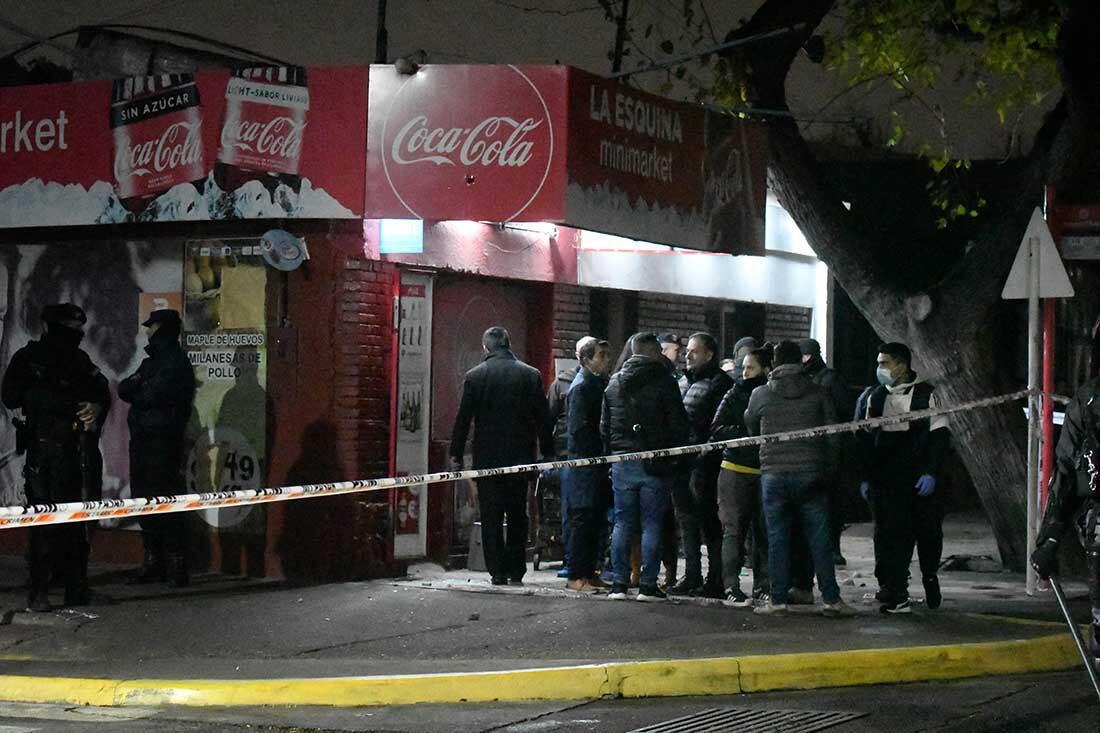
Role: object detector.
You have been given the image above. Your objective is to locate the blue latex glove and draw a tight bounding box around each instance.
[915,474,936,497]
[859,481,871,501]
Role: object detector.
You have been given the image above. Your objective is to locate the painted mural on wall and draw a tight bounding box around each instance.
[0,240,183,506]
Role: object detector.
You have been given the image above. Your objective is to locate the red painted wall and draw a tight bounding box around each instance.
[268,233,401,581]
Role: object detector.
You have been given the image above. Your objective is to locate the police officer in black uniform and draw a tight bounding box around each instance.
[1032,375,1100,657]
[1,304,110,612]
[119,309,196,587]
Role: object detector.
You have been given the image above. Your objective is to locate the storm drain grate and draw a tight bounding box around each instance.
[627,707,867,733]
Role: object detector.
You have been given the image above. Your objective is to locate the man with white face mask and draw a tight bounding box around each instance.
[855,342,950,614]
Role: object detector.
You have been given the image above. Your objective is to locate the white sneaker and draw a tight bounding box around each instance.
[753,601,789,616]
[822,599,856,617]
[607,589,629,601]
[637,586,667,603]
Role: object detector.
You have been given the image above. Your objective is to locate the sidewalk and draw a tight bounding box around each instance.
[0,515,1089,707]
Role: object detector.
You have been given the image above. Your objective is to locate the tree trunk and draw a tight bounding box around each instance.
[767,112,1033,568]
[727,0,1075,569]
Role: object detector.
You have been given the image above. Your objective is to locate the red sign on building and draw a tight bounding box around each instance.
[365,65,766,255]
[366,64,569,223]
[0,67,367,228]
[565,68,767,255]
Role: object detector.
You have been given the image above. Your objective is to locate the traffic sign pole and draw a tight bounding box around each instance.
[1002,206,1074,595]
[1026,236,1041,596]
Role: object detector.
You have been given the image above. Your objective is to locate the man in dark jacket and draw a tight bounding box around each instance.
[451,327,553,585]
[563,338,612,592]
[710,346,771,606]
[2,304,110,611]
[1032,374,1100,657]
[745,341,848,616]
[855,342,949,614]
[669,332,732,598]
[601,332,689,601]
[547,336,596,578]
[800,338,850,566]
[119,309,196,587]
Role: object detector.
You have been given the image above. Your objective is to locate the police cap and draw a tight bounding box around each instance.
[41,303,87,329]
[142,308,182,328]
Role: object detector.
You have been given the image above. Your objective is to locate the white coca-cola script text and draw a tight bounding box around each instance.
[114,121,202,182]
[222,116,305,159]
[390,115,542,167]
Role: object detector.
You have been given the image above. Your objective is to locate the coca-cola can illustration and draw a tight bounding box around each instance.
[215,66,309,195]
[111,74,206,213]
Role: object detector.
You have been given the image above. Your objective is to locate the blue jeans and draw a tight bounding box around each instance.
[611,461,670,588]
[762,471,840,605]
[559,471,571,567]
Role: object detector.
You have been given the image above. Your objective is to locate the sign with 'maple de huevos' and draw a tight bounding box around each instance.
[364,64,766,255]
[0,66,366,228]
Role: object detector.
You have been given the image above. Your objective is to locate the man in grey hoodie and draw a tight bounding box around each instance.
[744,341,849,616]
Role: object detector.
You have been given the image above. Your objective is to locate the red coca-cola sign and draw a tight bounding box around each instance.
[367,65,567,222]
[218,67,309,176]
[110,74,205,203]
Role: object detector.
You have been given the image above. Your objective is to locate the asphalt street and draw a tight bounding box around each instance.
[0,671,1092,731]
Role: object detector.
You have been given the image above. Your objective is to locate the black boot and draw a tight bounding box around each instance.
[166,553,189,588]
[26,585,51,613]
[64,559,113,607]
[128,550,166,585]
[923,575,942,610]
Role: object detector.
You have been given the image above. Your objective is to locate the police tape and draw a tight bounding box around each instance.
[0,389,1032,529]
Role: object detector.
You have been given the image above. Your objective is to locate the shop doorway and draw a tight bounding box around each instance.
[429,274,533,561]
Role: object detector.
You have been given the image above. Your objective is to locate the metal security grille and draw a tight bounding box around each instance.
[627,707,867,733]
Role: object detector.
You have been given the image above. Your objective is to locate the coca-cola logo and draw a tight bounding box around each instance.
[114,120,202,181]
[222,115,306,160]
[380,65,554,221]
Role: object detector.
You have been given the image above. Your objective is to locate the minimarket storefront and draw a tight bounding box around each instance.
[0,62,785,579]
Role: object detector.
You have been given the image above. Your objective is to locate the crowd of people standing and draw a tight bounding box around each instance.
[451,326,951,616]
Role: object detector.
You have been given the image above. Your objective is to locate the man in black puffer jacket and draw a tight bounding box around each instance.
[669,333,732,598]
[119,309,196,587]
[601,332,689,601]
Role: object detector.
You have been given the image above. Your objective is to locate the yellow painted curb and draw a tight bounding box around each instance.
[737,634,1079,692]
[112,664,614,707]
[0,675,118,706]
[0,633,1081,708]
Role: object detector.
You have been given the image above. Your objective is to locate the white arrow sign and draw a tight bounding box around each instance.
[1001,207,1075,299]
